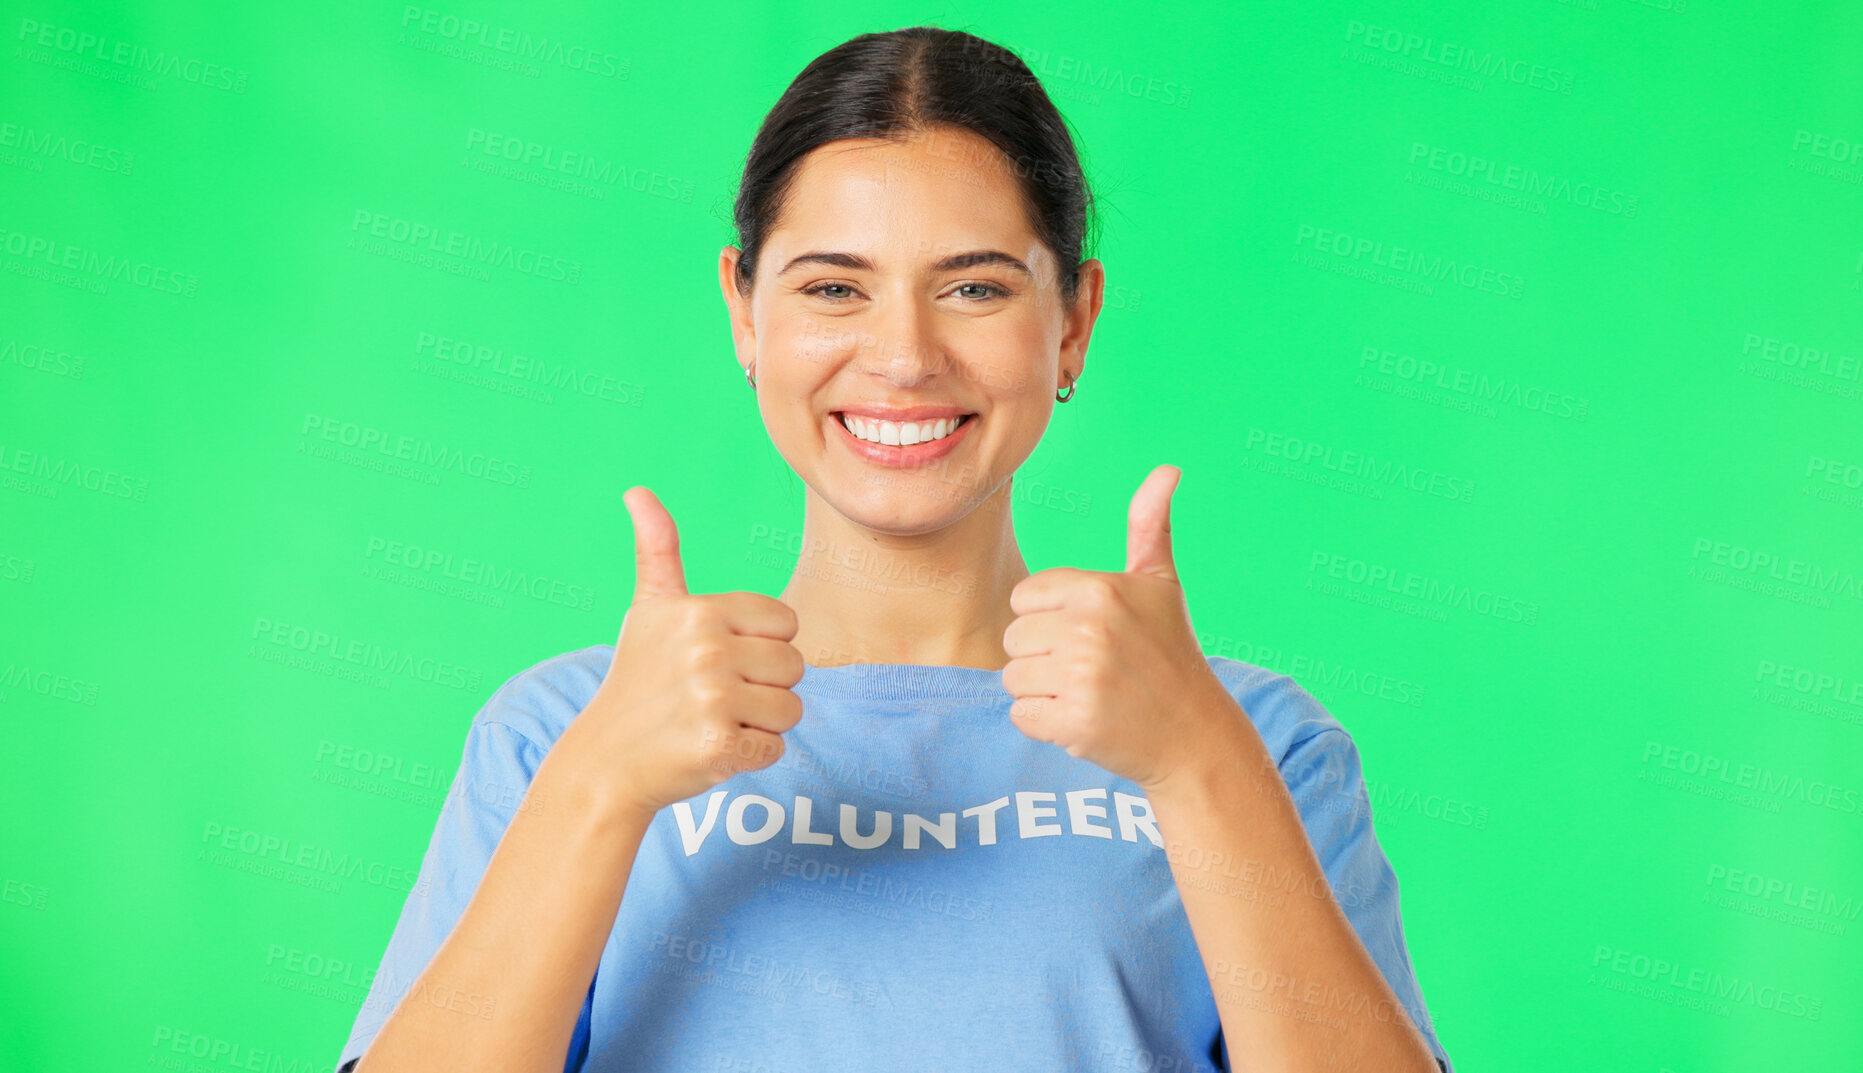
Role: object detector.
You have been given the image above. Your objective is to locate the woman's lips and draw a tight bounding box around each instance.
[829,412,977,468]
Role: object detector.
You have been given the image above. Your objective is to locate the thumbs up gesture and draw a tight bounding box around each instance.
[1002,465,1242,792]
[549,487,807,823]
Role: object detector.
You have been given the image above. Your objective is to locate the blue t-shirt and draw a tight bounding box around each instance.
[334,647,1454,1073]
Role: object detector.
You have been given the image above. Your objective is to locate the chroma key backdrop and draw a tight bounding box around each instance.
[3,2,1861,1071]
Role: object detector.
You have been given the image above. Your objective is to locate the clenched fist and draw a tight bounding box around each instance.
[1001,464,1245,792]
[546,487,808,822]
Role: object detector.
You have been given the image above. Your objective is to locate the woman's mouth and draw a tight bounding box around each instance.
[829,411,978,468]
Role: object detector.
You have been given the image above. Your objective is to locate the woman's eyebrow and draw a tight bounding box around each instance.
[937,249,1033,277]
[777,249,1033,278]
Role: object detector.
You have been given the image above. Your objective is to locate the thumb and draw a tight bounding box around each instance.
[624,486,689,603]
[1124,464,1181,583]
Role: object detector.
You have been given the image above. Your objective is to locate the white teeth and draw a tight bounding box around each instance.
[840,413,968,446]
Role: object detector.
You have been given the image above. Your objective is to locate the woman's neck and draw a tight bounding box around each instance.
[778,486,1029,671]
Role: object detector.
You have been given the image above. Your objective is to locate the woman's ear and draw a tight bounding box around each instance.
[1059,257,1106,371]
[718,245,756,368]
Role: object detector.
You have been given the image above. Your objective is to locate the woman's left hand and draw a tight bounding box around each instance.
[1002,464,1251,792]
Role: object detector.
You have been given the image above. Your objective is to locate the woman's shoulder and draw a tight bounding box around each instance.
[466,643,616,749]
[1202,654,1351,765]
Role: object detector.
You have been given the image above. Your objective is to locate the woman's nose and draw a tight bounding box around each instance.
[864,293,945,381]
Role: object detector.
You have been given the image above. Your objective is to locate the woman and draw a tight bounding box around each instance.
[337,26,1454,1073]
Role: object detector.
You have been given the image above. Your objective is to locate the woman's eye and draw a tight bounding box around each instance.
[801,281,1010,302]
[954,282,1011,301]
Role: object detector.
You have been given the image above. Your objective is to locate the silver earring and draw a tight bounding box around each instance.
[1056,371,1076,402]
[745,363,756,389]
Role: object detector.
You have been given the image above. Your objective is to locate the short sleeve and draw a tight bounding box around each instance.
[1275,725,1454,1073]
[331,717,594,1073]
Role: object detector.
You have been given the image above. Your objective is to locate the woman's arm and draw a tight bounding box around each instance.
[353,740,655,1073]
[1145,689,1440,1073]
[347,489,802,1072]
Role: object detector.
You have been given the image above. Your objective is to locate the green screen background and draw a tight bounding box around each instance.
[4,1,1860,1069]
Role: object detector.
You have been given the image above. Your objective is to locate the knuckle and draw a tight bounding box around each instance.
[688,639,729,673]
[675,598,713,632]
[780,692,804,728]
[689,675,730,711]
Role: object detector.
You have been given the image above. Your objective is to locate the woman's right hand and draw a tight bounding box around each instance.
[548,486,806,823]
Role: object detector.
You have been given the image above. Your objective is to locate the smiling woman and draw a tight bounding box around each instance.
[334,25,1453,1073]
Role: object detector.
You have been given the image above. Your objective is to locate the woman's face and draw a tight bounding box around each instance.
[720,124,1103,534]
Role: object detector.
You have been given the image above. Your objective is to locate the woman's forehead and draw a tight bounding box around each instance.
[791,132,1018,200]
[767,133,1042,261]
